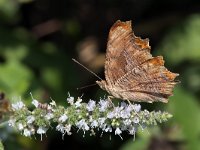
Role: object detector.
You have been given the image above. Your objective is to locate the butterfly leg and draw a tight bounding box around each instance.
[126,99,134,106]
[107,95,115,107]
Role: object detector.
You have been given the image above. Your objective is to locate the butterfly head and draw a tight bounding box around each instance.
[96,80,107,91]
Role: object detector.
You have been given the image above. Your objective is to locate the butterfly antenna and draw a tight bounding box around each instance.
[72,58,102,80]
[77,83,97,90]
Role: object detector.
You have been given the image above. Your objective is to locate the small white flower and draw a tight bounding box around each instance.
[98,117,106,126]
[104,126,112,132]
[27,116,35,124]
[126,105,134,112]
[76,119,89,131]
[120,102,127,108]
[23,129,32,137]
[50,100,56,106]
[32,100,39,108]
[56,124,72,136]
[86,100,96,111]
[99,100,109,112]
[144,109,150,116]
[120,108,131,119]
[129,127,136,135]
[56,124,65,133]
[30,92,40,107]
[133,116,140,124]
[37,126,48,141]
[37,126,48,135]
[58,114,68,123]
[98,118,107,130]
[114,107,123,118]
[107,107,123,119]
[133,104,141,112]
[75,97,82,108]
[64,124,72,135]
[84,125,89,131]
[67,96,74,105]
[115,127,122,135]
[120,105,133,119]
[91,120,98,128]
[107,111,114,119]
[18,123,24,131]
[45,113,54,120]
[12,101,24,110]
[123,119,131,126]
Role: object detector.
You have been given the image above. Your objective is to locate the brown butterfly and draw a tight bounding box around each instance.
[96,20,179,103]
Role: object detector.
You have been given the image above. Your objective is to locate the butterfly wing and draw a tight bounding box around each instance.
[105,21,151,85]
[104,20,179,103]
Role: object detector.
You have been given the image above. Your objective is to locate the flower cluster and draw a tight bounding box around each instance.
[8,94,172,140]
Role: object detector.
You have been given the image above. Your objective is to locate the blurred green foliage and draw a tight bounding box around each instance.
[157,14,200,64]
[0,0,19,21]
[0,140,3,150]
[169,87,200,150]
[0,0,200,150]
[155,14,200,150]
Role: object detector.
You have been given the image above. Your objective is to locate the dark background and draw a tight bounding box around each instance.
[0,0,200,150]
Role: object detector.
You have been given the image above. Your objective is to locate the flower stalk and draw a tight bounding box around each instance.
[8,94,172,140]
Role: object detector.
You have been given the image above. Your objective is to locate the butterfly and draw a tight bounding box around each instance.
[96,20,179,103]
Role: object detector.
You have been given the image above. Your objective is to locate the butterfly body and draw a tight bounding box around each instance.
[97,20,179,103]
